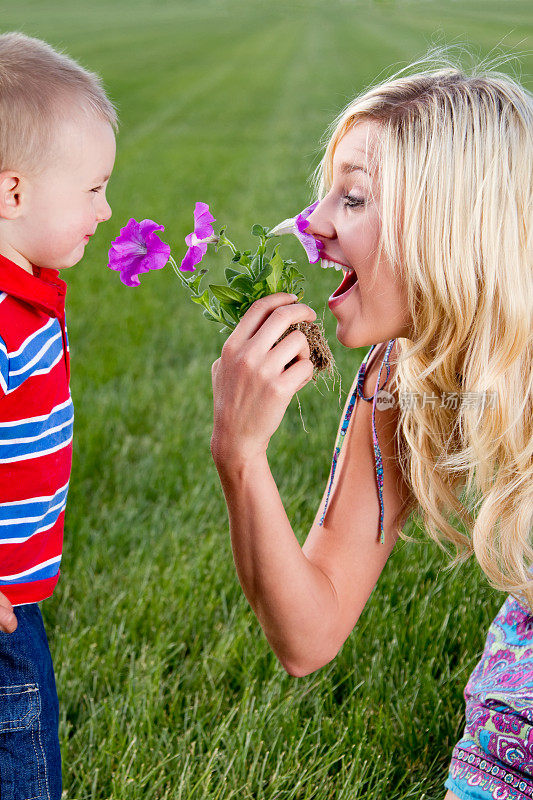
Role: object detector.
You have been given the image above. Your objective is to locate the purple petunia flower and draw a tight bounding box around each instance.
[181,202,218,271]
[108,218,171,287]
[295,202,324,263]
[269,201,323,263]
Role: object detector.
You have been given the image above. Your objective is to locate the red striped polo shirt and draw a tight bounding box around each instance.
[0,254,73,605]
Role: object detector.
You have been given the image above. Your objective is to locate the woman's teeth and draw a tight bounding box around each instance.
[320,258,357,279]
[320,258,344,271]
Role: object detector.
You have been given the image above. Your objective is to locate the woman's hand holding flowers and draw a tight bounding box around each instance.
[107,201,329,455]
[211,293,316,468]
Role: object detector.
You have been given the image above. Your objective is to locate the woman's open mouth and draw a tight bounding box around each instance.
[320,258,359,308]
[331,268,358,297]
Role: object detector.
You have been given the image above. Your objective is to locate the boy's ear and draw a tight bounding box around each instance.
[0,171,23,220]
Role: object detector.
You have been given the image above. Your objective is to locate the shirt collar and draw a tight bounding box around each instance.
[0,254,67,318]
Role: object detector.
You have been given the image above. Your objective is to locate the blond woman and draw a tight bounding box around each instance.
[211,50,533,800]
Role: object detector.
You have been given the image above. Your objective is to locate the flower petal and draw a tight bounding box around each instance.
[268,217,297,237]
[180,243,207,271]
[295,229,323,263]
[108,218,170,286]
[138,219,166,239]
[269,203,323,263]
[193,202,216,241]
[295,201,323,263]
[295,201,319,232]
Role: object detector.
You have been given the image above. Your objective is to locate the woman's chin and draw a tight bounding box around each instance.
[335,324,358,349]
[335,324,377,350]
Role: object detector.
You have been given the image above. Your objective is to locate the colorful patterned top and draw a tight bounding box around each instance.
[319,338,397,544]
[445,591,533,800]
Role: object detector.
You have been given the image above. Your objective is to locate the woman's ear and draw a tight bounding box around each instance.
[0,172,23,220]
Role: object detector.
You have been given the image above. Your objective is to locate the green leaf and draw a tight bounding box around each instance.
[223,305,241,323]
[239,300,254,315]
[266,248,283,292]
[231,275,254,295]
[203,309,219,322]
[220,309,238,328]
[251,224,265,238]
[252,281,270,300]
[225,267,241,283]
[253,265,272,285]
[188,270,207,293]
[190,290,211,311]
[286,265,304,282]
[230,275,254,293]
[210,284,246,304]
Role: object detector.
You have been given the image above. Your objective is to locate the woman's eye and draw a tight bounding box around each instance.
[343,194,365,209]
[91,187,102,193]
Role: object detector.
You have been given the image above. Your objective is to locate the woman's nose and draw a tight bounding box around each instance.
[305,198,335,240]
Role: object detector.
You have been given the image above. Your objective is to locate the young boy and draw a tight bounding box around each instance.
[0,32,116,799]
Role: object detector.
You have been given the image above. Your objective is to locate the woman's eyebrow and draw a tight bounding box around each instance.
[340,161,369,176]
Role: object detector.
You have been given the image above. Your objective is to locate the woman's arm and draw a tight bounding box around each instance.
[211,297,413,676]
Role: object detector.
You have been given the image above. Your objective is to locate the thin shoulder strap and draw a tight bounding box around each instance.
[319,338,397,544]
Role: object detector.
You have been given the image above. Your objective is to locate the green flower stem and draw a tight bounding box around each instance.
[218,233,238,256]
[171,223,306,339]
[168,255,190,286]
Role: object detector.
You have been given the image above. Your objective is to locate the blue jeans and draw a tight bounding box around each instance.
[0,604,61,800]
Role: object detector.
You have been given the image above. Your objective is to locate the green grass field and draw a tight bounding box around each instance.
[2,1,532,797]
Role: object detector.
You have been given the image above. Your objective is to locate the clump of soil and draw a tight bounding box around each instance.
[277,320,336,380]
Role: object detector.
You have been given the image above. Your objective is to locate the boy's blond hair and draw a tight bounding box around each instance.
[0,31,117,174]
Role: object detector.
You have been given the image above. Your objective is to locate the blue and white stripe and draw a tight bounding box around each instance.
[0,556,62,585]
[0,318,64,394]
[0,397,73,463]
[0,480,69,543]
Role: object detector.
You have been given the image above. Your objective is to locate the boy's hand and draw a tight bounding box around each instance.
[0,592,17,633]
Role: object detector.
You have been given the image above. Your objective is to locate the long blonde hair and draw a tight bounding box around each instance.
[315,47,533,611]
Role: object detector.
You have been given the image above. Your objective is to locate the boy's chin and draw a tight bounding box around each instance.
[55,261,80,270]
[54,250,86,270]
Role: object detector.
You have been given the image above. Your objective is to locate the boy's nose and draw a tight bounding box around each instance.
[97,197,112,223]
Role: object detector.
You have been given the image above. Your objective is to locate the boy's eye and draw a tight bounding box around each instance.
[343,194,365,209]
[91,186,102,193]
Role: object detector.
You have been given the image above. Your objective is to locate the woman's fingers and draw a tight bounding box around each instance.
[252,300,316,348]
[211,294,317,462]
[278,357,315,394]
[268,329,310,373]
[227,294,312,345]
